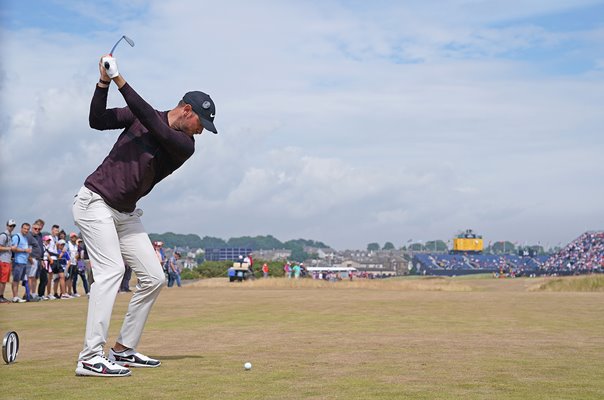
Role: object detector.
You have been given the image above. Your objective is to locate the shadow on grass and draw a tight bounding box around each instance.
[152,355,205,360]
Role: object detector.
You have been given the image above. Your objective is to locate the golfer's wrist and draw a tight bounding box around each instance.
[98,79,110,88]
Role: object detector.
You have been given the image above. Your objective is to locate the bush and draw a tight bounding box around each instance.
[180,269,202,280]
[194,261,231,278]
[191,259,290,279]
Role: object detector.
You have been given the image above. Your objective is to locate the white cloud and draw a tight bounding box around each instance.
[1,1,603,249]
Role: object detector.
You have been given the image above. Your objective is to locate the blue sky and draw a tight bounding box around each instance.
[1,0,603,249]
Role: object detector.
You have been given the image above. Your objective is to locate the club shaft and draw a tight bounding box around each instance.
[110,37,125,55]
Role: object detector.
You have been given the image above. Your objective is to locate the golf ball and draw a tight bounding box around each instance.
[244,362,252,370]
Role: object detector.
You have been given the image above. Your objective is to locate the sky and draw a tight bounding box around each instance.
[0,0,603,250]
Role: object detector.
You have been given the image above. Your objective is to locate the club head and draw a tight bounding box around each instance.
[123,36,135,47]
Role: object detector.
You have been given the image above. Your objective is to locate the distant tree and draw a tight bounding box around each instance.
[284,239,329,250]
[253,235,285,249]
[289,245,309,262]
[528,245,545,255]
[425,240,447,252]
[367,243,380,252]
[149,232,203,249]
[382,242,395,250]
[408,243,424,251]
[490,241,515,254]
[227,236,256,248]
[199,236,227,249]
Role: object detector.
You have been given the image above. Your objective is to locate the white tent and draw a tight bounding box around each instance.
[305,266,357,272]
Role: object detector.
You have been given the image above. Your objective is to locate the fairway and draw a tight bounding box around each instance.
[1,277,603,400]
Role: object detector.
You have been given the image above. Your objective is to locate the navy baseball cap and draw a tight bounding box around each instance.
[183,91,217,134]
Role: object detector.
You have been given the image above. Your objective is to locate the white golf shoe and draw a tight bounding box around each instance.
[109,348,161,368]
[76,354,131,377]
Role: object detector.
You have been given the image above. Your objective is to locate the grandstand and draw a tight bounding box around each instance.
[412,231,604,277]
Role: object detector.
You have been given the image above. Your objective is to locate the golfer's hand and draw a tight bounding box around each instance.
[98,56,111,82]
[101,55,120,79]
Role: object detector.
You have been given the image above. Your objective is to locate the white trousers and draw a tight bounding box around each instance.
[72,186,165,361]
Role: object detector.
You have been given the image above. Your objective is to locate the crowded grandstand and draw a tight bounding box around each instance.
[412,231,604,277]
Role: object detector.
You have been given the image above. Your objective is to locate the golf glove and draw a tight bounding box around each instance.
[102,56,119,78]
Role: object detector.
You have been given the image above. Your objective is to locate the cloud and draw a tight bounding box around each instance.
[1,1,603,249]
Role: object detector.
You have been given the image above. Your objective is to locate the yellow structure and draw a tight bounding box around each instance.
[452,229,483,253]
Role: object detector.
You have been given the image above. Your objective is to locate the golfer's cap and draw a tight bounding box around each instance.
[69,232,77,237]
[6,219,16,227]
[182,91,217,134]
[57,239,66,245]
[43,235,51,241]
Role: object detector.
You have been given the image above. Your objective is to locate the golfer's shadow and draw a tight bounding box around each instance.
[153,355,205,360]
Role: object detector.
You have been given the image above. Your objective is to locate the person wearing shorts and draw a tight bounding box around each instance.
[53,240,69,299]
[27,220,44,301]
[0,219,17,303]
[11,223,32,303]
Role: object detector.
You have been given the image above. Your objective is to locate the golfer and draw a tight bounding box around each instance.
[73,54,217,377]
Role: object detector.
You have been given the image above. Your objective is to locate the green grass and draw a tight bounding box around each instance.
[1,277,603,399]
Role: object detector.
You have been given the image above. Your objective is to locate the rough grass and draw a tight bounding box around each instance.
[194,277,474,291]
[1,276,603,400]
[531,274,604,292]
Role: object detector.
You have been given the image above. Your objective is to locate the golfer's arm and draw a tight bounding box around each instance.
[113,75,126,89]
[89,84,134,130]
[118,83,194,159]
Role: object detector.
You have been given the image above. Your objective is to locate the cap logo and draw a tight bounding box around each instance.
[202,101,211,109]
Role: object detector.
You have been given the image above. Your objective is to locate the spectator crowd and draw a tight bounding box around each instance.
[0,217,187,304]
[0,218,94,303]
[541,231,604,275]
[412,231,604,277]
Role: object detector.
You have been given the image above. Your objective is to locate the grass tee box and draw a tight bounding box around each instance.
[1,275,603,400]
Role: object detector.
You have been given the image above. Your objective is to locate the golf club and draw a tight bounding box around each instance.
[104,35,135,69]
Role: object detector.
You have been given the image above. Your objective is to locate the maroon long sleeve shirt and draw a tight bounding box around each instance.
[84,83,195,213]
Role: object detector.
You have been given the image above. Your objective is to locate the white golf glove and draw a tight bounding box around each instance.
[101,56,119,78]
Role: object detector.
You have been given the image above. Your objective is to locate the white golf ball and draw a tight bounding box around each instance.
[244,362,252,370]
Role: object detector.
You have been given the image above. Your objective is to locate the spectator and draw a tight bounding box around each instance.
[120,260,132,293]
[244,253,254,277]
[27,219,45,301]
[0,219,17,303]
[53,239,70,299]
[41,235,56,300]
[78,238,93,285]
[11,222,32,302]
[262,263,269,278]
[292,263,301,279]
[46,225,60,297]
[66,233,80,297]
[167,252,182,288]
[284,262,291,278]
[73,238,90,296]
[154,241,166,275]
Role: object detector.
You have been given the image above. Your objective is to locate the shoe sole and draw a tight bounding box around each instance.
[75,367,131,377]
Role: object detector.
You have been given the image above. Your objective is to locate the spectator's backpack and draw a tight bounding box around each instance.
[0,232,13,260]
